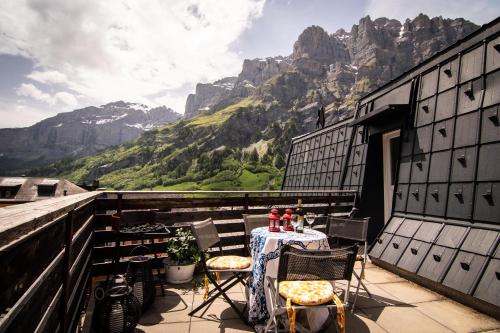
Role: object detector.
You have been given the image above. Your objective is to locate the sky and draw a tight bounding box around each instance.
[0,0,499,128]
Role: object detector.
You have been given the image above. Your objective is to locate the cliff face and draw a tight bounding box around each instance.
[184,77,237,119]
[185,14,478,122]
[344,15,478,86]
[0,101,181,174]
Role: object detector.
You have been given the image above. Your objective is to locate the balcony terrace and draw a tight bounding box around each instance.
[0,190,498,333]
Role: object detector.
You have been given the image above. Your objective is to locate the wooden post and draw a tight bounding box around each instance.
[60,209,74,333]
[116,193,123,216]
[244,193,249,214]
[114,193,123,274]
[326,193,332,215]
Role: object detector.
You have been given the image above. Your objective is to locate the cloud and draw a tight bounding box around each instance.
[364,0,499,24]
[54,91,78,107]
[16,82,78,107]
[0,0,266,113]
[16,83,54,105]
[0,99,54,128]
[27,70,68,84]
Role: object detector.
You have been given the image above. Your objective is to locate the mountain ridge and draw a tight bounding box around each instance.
[24,14,479,190]
[0,101,181,175]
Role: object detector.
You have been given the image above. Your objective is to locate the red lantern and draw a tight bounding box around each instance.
[282,208,294,231]
[268,208,281,232]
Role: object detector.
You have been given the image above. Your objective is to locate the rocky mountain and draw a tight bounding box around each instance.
[184,56,292,119]
[0,101,181,175]
[36,14,479,190]
[187,14,477,123]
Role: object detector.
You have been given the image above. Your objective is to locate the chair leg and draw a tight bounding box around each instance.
[190,273,249,325]
[355,263,372,297]
[351,273,362,313]
[264,308,276,333]
[189,276,240,316]
[206,274,238,297]
[351,263,372,312]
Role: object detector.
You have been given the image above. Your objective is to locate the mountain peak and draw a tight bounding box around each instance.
[292,25,350,63]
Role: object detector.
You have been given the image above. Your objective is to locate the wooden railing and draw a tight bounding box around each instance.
[0,189,356,332]
[92,190,357,276]
[0,192,100,333]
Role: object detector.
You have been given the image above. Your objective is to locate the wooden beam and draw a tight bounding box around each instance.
[60,210,74,333]
[95,195,355,210]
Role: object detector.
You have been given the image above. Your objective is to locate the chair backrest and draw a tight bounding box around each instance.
[242,214,269,235]
[327,216,370,242]
[277,245,357,282]
[191,218,220,252]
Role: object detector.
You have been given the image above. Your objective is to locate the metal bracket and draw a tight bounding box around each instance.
[464,82,474,100]
[488,111,499,126]
[460,262,471,271]
[457,154,467,166]
[443,65,452,77]
[431,190,439,200]
[454,189,464,203]
[482,188,494,205]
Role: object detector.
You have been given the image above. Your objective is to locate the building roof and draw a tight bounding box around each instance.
[0,177,87,204]
[38,179,59,186]
[0,178,26,187]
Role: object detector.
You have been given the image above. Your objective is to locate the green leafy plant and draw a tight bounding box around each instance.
[165,229,201,265]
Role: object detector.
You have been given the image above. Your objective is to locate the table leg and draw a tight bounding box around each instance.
[151,237,166,296]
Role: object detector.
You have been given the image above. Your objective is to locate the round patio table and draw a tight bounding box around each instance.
[248,226,330,324]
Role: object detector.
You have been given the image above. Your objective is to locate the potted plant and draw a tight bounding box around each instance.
[163,229,201,284]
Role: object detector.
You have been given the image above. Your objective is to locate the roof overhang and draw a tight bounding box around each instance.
[38,179,59,186]
[0,178,25,187]
[349,104,409,127]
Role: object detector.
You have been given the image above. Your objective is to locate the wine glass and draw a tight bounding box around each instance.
[291,215,298,230]
[305,212,316,230]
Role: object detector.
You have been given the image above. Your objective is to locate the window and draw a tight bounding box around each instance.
[0,186,20,198]
[37,185,56,197]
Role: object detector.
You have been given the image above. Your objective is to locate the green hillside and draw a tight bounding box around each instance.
[36,97,299,190]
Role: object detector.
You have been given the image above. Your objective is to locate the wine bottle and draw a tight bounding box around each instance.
[296,199,304,233]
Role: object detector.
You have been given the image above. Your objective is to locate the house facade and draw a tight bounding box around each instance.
[282,17,500,316]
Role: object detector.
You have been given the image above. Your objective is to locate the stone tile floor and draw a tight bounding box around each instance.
[135,263,499,333]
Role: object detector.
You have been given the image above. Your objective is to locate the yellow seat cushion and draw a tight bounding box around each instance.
[206,255,252,270]
[279,280,335,305]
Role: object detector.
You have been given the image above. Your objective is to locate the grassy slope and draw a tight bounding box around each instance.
[48,97,289,191]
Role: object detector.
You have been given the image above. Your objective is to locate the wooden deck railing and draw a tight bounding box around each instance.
[0,192,100,333]
[92,190,357,276]
[0,189,356,333]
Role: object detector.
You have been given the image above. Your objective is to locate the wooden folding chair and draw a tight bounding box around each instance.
[189,218,252,324]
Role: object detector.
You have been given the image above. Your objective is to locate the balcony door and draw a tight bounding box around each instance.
[382,129,401,223]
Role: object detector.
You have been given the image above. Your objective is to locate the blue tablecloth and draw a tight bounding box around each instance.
[248,227,329,323]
